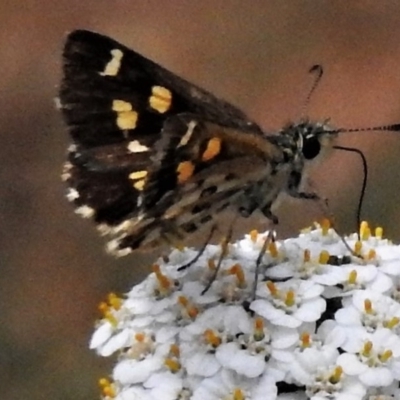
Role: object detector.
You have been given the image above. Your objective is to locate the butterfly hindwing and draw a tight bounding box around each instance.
[106,116,286,255]
[140,113,283,211]
[107,154,270,255]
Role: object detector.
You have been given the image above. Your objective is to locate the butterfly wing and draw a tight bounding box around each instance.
[107,114,286,255]
[59,30,283,254]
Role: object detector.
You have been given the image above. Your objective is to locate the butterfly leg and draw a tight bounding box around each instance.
[288,189,319,201]
[260,203,279,225]
[289,174,359,258]
[201,215,238,295]
[239,196,279,224]
[251,230,276,301]
[178,224,217,271]
[287,171,320,201]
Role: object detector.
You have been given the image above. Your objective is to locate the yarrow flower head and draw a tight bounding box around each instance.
[89,221,400,400]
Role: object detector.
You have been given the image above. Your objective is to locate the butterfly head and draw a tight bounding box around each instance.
[278,120,338,164]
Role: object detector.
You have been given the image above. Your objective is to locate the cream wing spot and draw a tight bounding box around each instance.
[127,140,150,153]
[97,223,113,236]
[112,99,132,112]
[99,49,124,76]
[106,239,132,257]
[149,86,172,113]
[116,113,137,130]
[61,162,73,182]
[112,100,138,130]
[110,220,135,235]
[129,170,148,180]
[129,170,147,191]
[75,205,95,219]
[66,188,79,202]
[178,121,197,147]
[67,143,77,153]
[54,97,62,110]
[133,179,146,191]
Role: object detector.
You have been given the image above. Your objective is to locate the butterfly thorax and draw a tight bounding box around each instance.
[234,120,337,222]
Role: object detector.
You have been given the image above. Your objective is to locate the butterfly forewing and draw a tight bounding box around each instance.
[59,30,288,254]
[61,30,263,147]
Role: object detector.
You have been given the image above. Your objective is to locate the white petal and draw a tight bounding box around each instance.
[294,298,326,322]
[359,366,393,387]
[368,272,393,293]
[185,351,221,377]
[99,329,131,356]
[334,306,361,325]
[317,320,346,348]
[216,342,265,378]
[298,281,324,299]
[116,387,154,400]
[337,353,367,375]
[113,357,162,385]
[145,371,183,400]
[251,300,301,328]
[155,326,179,343]
[271,327,299,349]
[252,372,278,400]
[89,322,114,349]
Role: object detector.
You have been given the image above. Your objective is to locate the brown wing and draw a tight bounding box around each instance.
[105,115,285,255]
[59,30,265,230]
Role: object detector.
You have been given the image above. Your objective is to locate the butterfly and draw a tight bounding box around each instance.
[59,30,400,257]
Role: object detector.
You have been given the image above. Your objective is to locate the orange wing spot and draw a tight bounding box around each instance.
[149,86,172,113]
[177,161,195,183]
[202,137,221,161]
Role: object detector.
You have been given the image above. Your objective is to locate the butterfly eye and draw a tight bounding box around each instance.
[302,136,321,160]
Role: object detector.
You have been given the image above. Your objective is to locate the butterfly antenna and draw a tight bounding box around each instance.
[301,64,324,117]
[327,122,400,237]
[333,145,368,239]
[332,123,400,134]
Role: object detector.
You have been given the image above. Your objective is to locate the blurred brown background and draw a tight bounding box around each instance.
[2,1,400,399]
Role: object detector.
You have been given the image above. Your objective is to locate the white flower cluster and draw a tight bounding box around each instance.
[90,221,400,400]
